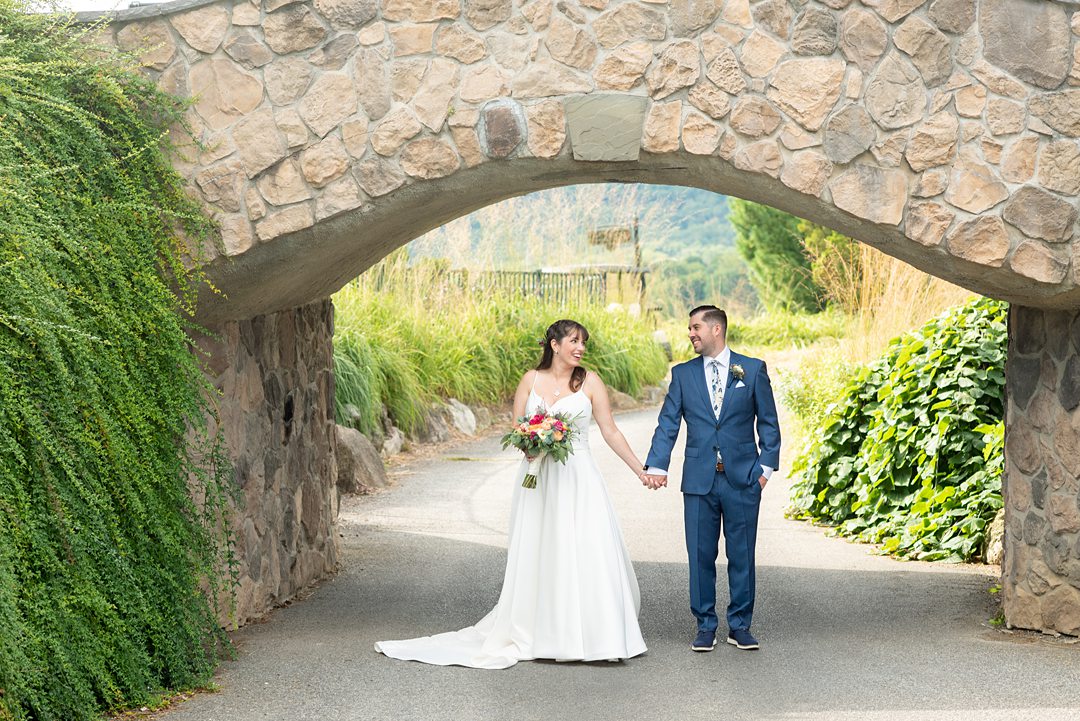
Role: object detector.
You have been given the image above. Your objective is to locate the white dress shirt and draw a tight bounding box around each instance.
[646,346,774,481]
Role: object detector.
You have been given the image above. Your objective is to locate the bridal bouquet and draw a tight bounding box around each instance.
[501,410,579,488]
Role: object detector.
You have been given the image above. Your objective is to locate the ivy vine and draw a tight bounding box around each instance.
[789,297,1007,563]
[0,4,232,719]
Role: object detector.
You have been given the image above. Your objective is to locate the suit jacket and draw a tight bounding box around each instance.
[646,351,781,495]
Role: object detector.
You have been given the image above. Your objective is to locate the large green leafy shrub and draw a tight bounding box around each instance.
[0,5,231,719]
[789,298,1007,562]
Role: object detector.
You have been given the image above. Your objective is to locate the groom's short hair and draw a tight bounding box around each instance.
[689,305,727,333]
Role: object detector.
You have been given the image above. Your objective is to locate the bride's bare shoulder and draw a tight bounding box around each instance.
[584,369,606,386]
[582,370,608,396]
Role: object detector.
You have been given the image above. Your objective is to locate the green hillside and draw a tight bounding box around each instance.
[409,183,758,315]
[633,185,736,261]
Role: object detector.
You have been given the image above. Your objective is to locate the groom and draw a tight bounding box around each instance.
[644,305,780,652]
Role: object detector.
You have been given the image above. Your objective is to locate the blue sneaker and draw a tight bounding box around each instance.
[727,628,760,650]
[691,629,717,652]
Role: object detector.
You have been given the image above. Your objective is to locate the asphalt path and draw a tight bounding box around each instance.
[163,407,1080,721]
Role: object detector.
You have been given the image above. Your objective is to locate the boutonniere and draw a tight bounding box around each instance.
[731,363,745,380]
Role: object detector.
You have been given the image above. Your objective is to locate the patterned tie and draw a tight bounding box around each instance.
[709,359,723,418]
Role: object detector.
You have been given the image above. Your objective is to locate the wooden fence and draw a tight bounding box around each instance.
[365,267,647,307]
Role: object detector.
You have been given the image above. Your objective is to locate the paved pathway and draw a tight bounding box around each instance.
[165,408,1079,721]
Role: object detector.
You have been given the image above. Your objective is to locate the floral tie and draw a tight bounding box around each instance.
[709,359,723,418]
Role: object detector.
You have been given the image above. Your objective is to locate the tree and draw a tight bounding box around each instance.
[729,199,822,312]
[799,219,862,314]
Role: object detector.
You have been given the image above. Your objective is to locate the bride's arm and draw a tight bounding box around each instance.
[512,371,539,460]
[586,373,645,475]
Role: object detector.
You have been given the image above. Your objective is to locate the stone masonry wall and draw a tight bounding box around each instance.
[197,299,339,627]
[1004,305,1080,636]
[84,0,1080,323]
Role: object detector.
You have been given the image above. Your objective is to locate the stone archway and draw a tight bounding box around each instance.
[87,0,1080,633]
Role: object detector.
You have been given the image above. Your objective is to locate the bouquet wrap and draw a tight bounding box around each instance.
[523,456,542,489]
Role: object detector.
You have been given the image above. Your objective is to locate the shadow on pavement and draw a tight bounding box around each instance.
[168,530,1079,721]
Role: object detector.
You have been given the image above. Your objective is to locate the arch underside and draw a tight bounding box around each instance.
[198,153,1074,324]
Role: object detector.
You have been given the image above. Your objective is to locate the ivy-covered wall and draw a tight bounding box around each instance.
[0,4,231,719]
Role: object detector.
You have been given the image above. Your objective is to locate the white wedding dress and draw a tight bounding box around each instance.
[374,386,647,668]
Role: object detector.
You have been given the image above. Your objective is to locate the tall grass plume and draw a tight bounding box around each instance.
[801,227,974,364]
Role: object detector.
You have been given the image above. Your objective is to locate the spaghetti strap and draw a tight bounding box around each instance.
[529,370,538,393]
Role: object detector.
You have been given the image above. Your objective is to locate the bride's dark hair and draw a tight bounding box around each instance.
[536,319,590,393]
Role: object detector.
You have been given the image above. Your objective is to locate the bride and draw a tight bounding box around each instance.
[375,319,650,667]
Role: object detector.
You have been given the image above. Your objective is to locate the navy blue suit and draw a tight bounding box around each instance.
[646,352,781,633]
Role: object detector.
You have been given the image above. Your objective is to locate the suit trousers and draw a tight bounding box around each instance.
[683,470,761,633]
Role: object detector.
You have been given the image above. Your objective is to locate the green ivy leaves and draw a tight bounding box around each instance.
[789,298,1007,563]
[0,4,231,719]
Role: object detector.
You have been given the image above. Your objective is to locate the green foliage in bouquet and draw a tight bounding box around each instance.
[788,298,1007,562]
[0,4,232,719]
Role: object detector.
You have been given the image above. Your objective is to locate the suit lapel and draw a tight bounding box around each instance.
[689,356,714,417]
[725,352,740,389]
[718,351,743,424]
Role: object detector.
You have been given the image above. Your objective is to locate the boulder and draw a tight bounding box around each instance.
[472,405,493,430]
[409,406,452,444]
[445,399,478,435]
[336,425,388,494]
[640,384,668,405]
[652,329,673,362]
[609,389,637,411]
[381,426,406,458]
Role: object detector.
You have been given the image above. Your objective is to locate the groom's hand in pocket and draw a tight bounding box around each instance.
[758,475,768,489]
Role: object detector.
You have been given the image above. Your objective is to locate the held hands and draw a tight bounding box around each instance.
[638,472,667,490]
[634,472,765,490]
